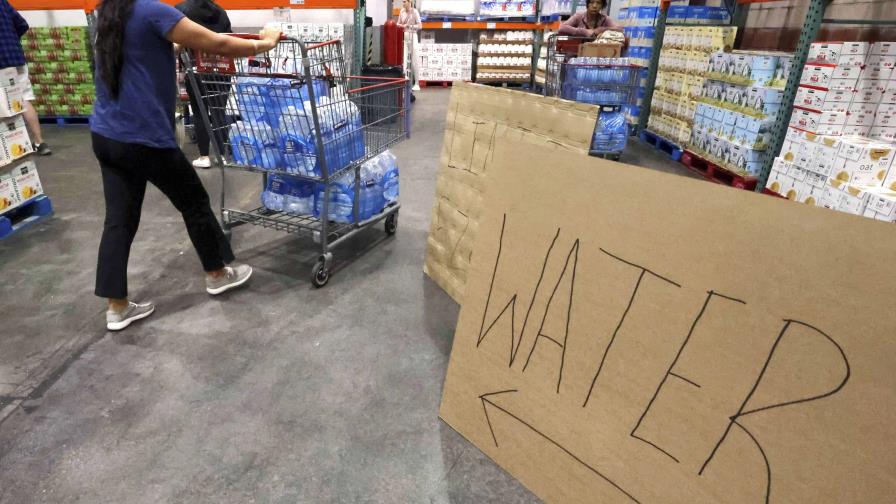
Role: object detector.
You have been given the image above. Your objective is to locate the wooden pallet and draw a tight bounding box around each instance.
[640,130,683,162]
[0,195,53,240]
[680,150,758,191]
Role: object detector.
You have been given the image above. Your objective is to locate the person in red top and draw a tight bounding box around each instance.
[558,0,622,38]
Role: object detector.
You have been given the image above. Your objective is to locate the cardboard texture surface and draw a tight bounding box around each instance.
[423,82,598,303]
[439,140,896,504]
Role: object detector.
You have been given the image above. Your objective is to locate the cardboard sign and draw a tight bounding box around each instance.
[439,140,896,503]
[424,83,598,303]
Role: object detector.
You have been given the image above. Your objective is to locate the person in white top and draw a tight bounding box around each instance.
[397,0,422,91]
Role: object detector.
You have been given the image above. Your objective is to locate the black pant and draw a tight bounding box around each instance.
[186,75,231,157]
[93,132,234,299]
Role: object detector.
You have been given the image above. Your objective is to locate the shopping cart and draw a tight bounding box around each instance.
[543,34,639,160]
[182,35,410,287]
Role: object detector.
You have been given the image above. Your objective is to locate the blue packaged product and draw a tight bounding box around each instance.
[668,5,688,20]
[261,174,316,215]
[229,120,282,170]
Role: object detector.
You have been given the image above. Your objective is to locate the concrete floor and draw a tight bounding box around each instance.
[0,89,693,503]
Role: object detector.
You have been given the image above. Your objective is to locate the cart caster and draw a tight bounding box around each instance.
[384,214,398,235]
[311,260,331,288]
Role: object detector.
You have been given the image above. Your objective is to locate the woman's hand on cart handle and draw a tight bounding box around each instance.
[168,18,279,58]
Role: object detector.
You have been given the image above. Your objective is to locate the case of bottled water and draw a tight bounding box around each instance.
[591,110,628,154]
[313,150,399,223]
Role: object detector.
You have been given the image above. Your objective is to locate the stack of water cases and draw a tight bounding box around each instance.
[227,76,400,223]
[561,60,638,106]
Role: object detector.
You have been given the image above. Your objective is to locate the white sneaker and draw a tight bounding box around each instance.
[192,156,211,168]
[206,264,253,295]
[106,301,155,331]
[412,85,421,91]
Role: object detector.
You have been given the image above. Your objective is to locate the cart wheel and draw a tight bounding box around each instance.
[609,154,621,162]
[385,214,398,235]
[311,260,331,288]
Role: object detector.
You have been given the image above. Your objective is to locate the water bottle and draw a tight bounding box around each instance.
[261,190,284,212]
[380,151,399,204]
[229,120,282,170]
[316,173,354,223]
[236,77,273,128]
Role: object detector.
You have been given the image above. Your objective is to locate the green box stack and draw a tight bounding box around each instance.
[22,26,94,117]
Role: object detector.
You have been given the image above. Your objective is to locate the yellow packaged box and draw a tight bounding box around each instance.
[10,161,43,202]
[0,170,20,212]
[0,115,33,167]
[0,84,25,118]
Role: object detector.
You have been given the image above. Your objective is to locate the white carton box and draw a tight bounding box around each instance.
[870,125,896,144]
[865,54,896,69]
[820,183,844,210]
[807,43,843,64]
[0,116,32,167]
[853,87,884,104]
[8,161,43,203]
[877,103,896,115]
[872,42,896,56]
[828,78,858,91]
[0,171,19,212]
[883,157,896,191]
[840,41,870,58]
[848,111,876,127]
[862,187,896,222]
[795,86,826,110]
[0,85,24,118]
[849,102,877,116]
[860,65,892,81]
[800,65,835,87]
[875,114,896,128]
[0,67,16,87]
[833,137,895,185]
[843,125,872,137]
[801,184,825,206]
[831,65,862,79]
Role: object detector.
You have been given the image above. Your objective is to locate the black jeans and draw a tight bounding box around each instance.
[186,75,231,157]
[93,132,234,299]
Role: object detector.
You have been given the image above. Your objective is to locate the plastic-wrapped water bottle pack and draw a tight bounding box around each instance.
[591,110,628,154]
[260,149,400,223]
[229,76,365,176]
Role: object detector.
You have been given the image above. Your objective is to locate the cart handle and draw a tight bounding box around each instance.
[347,76,410,94]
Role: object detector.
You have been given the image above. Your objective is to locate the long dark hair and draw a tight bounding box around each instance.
[95,0,137,99]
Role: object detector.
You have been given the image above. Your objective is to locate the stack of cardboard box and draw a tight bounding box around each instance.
[767,128,896,222]
[648,25,737,146]
[0,69,42,214]
[273,22,346,43]
[22,26,93,118]
[419,43,473,83]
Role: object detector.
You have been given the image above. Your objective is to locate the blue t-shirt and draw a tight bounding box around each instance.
[91,0,185,149]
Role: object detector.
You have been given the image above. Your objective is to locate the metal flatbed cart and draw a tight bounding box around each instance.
[183,35,410,286]
[543,34,640,160]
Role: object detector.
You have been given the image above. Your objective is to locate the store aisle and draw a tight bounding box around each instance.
[0,89,691,503]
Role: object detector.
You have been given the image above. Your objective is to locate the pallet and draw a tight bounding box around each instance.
[680,150,758,191]
[639,130,684,162]
[418,80,469,88]
[0,195,53,240]
[761,187,786,199]
[478,80,531,88]
[39,115,90,126]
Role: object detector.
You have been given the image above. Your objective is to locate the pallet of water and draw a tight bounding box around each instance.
[261,150,400,224]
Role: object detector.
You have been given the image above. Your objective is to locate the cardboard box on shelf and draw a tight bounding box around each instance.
[875,114,896,128]
[848,112,876,127]
[866,54,896,69]
[860,65,893,81]
[854,87,884,104]
[831,65,862,80]
[843,125,873,137]
[833,180,872,215]
[870,125,896,144]
[872,41,896,55]
[883,157,896,190]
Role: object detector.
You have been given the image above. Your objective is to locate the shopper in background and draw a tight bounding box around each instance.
[558,0,622,39]
[92,0,280,331]
[0,0,51,155]
[175,0,231,169]
[397,0,422,91]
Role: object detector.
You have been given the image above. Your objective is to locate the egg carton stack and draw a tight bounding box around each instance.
[22,26,93,118]
[0,68,44,218]
[476,31,533,84]
[689,50,794,177]
[418,43,473,83]
[647,25,737,147]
